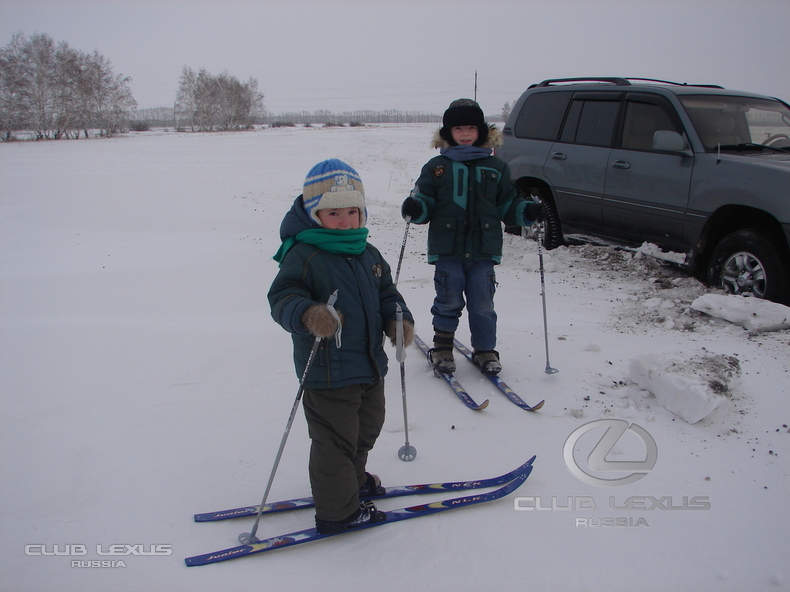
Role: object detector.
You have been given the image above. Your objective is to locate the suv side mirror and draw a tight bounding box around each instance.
[653,130,689,154]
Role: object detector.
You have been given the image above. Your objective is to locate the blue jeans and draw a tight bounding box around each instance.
[430,258,497,351]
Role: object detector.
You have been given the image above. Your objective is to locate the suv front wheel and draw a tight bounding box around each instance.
[706,229,790,303]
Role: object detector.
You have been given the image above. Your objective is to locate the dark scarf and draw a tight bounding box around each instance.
[440,145,492,161]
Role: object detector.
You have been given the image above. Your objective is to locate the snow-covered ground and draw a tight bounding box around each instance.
[1,124,788,592]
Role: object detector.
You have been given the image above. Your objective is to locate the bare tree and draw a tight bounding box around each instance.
[175,66,198,130]
[0,32,136,140]
[0,33,29,139]
[84,51,136,137]
[53,42,91,138]
[23,33,59,138]
[176,66,264,131]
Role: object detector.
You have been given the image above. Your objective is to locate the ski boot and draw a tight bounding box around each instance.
[429,330,456,374]
[473,350,501,376]
[315,501,387,535]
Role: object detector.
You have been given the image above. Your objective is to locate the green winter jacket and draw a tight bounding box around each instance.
[409,128,529,264]
[268,197,413,389]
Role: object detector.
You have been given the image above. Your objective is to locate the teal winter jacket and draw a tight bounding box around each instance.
[409,128,529,264]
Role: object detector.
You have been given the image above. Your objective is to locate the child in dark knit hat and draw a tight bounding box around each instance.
[401,99,544,376]
[270,159,414,534]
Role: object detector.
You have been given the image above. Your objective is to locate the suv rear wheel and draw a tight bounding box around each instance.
[707,229,790,303]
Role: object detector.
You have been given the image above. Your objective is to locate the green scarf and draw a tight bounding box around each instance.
[273,228,370,264]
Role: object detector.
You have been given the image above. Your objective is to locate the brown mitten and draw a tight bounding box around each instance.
[386,319,414,347]
[302,304,342,338]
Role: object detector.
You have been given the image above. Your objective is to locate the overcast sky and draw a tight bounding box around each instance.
[2,0,789,116]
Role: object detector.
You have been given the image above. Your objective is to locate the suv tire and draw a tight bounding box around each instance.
[540,195,563,250]
[707,229,790,303]
[515,187,564,249]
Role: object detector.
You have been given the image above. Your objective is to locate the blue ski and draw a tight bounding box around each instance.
[453,339,545,411]
[185,456,535,566]
[194,461,529,522]
[413,334,488,410]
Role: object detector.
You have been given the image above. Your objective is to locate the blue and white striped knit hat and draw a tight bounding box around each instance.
[302,159,366,227]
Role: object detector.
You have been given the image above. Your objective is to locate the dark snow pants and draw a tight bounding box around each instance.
[302,380,385,522]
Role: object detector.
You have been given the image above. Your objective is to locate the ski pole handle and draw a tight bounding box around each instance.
[325,289,342,348]
[395,303,406,363]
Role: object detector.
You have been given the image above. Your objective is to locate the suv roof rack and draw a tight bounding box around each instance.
[531,77,631,88]
[529,77,723,89]
[626,78,724,89]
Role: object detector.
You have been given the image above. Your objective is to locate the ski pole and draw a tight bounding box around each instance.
[239,290,340,545]
[536,223,558,374]
[394,217,411,286]
[396,303,416,461]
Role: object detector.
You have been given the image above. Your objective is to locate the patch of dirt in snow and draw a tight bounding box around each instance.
[672,353,742,396]
[565,243,718,334]
[552,242,789,448]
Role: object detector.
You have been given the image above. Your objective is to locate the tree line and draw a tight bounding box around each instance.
[269,110,441,126]
[131,107,442,128]
[1,31,509,141]
[0,33,269,140]
[0,32,136,140]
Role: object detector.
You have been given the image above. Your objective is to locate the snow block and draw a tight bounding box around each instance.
[690,294,790,332]
[629,353,741,423]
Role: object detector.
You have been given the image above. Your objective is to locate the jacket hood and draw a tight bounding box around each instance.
[279,195,320,241]
[431,125,502,150]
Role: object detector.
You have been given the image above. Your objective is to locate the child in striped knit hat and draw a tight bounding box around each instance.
[269,159,414,535]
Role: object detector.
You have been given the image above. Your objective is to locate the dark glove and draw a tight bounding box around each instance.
[524,201,546,223]
[401,197,422,220]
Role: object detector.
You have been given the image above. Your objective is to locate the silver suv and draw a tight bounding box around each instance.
[499,77,790,304]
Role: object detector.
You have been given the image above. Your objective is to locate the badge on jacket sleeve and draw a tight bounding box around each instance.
[371,263,383,278]
[433,165,445,178]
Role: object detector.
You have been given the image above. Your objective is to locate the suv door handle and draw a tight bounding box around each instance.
[611,160,631,169]
[551,152,567,160]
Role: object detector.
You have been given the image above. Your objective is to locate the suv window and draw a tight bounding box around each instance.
[560,97,620,147]
[620,100,681,151]
[680,94,790,151]
[514,91,571,140]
